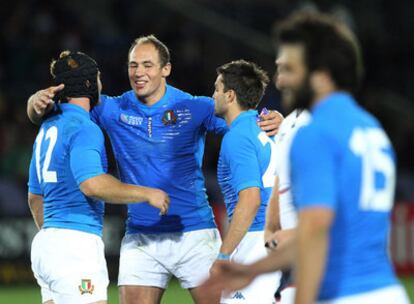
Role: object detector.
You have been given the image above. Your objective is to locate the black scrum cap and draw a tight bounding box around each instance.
[51,51,99,108]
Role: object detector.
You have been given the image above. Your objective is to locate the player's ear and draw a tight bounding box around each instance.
[226,89,236,105]
[162,62,171,77]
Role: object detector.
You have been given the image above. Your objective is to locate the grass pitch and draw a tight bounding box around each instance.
[0,277,412,303]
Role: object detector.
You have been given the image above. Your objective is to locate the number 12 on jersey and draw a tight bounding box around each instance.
[35,126,58,183]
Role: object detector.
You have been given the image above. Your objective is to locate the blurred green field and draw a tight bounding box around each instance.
[0,279,192,304]
[0,277,412,303]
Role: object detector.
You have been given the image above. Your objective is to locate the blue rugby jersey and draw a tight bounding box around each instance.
[290,92,400,300]
[91,84,228,233]
[217,110,275,231]
[28,104,106,236]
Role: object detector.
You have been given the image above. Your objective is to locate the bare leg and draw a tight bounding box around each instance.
[119,285,165,304]
[189,285,221,304]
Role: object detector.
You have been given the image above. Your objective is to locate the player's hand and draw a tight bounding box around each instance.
[209,260,224,277]
[31,84,64,115]
[265,229,296,252]
[264,228,276,244]
[264,229,279,252]
[202,261,256,296]
[146,189,170,215]
[257,110,284,136]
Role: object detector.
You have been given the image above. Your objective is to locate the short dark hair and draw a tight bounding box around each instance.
[275,12,363,94]
[217,60,269,110]
[128,35,170,67]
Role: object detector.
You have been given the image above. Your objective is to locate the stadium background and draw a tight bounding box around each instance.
[0,0,413,302]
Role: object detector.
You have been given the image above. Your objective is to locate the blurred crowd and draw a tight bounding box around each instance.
[1,0,414,217]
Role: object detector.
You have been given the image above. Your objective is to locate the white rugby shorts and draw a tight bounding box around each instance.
[31,228,109,304]
[118,228,221,289]
[221,231,281,304]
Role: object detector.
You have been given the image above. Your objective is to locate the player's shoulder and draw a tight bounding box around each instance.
[66,122,104,153]
[315,94,383,139]
[100,90,135,108]
[166,84,193,99]
[291,119,328,154]
[61,112,103,144]
[222,121,255,150]
[168,84,213,106]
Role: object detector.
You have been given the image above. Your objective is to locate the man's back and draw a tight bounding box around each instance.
[28,103,105,236]
[291,92,398,300]
[91,84,227,233]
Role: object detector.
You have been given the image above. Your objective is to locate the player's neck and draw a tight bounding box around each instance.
[224,107,244,126]
[310,74,337,107]
[312,88,336,108]
[139,82,167,106]
[68,98,91,112]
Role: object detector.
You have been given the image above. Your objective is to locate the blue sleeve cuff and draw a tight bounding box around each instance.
[76,172,105,186]
[236,181,261,194]
[28,186,42,195]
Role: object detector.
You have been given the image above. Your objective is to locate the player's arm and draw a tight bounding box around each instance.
[27,84,64,125]
[201,97,283,136]
[28,151,43,229]
[28,192,44,230]
[213,132,263,265]
[71,126,169,214]
[79,174,169,214]
[265,176,297,249]
[264,175,281,246]
[295,208,333,304]
[219,187,261,256]
[203,235,295,294]
[290,127,337,304]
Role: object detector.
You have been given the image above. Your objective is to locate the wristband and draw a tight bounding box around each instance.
[217,253,230,261]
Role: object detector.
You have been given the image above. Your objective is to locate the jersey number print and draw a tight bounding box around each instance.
[35,126,58,183]
[350,128,395,211]
[258,132,277,188]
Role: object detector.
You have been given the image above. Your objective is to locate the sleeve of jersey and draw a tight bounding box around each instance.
[290,127,337,211]
[69,125,106,185]
[223,132,262,193]
[89,94,108,126]
[199,96,229,135]
[28,153,42,195]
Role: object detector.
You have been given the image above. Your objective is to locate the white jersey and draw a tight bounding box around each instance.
[274,110,311,229]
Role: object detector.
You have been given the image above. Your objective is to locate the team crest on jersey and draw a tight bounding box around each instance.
[120,113,143,126]
[78,279,94,295]
[162,110,177,125]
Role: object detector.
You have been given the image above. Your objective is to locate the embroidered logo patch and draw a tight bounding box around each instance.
[120,113,143,126]
[79,279,94,295]
[162,110,177,125]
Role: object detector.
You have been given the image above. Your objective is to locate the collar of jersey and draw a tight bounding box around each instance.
[127,84,172,115]
[311,91,354,114]
[229,109,258,129]
[59,103,90,118]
